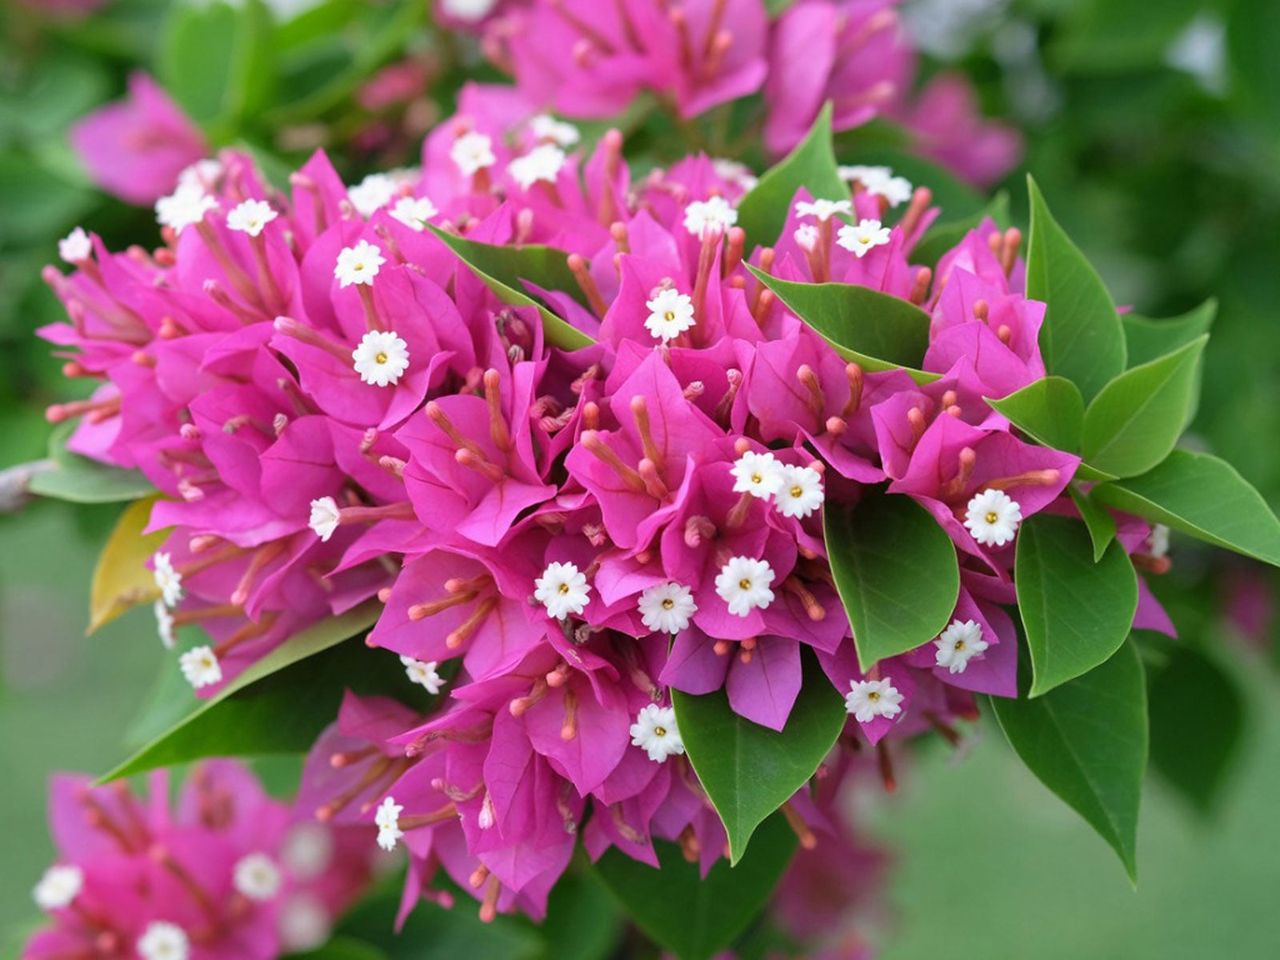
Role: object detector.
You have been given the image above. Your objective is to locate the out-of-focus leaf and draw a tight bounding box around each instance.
[911,191,1010,267]
[535,869,622,960]
[286,937,390,960]
[1122,300,1217,368]
[0,154,95,249]
[88,496,167,634]
[27,422,154,504]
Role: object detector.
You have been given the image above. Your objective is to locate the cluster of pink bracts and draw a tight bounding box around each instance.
[35,86,1171,951]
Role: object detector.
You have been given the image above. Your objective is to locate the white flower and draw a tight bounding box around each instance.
[836,218,892,258]
[58,227,92,263]
[441,0,499,22]
[137,921,189,960]
[334,239,385,287]
[155,185,217,234]
[795,198,852,222]
[934,619,989,674]
[33,865,83,910]
[226,199,278,237]
[154,600,176,649]
[233,852,282,901]
[534,561,591,619]
[637,582,697,634]
[775,464,824,519]
[530,113,580,147]
[153,551,184,607]
[400,655,444,694]
[838,164,893,184]
[1147,523,1171,559]
[715,556,776,617]
[451,131,496,177]
[845,678,904,723]
[508,143,566,190]
[964,488,1023,547]
[730,450,785,499]
[177,158,223,192]
[309,496,341,541]
[644,288,696,343]
[351,329,410,387]
[389,195,438,231]
[281,823,333,880]
[179,645,222,689]
[374,796,403,851]
[278,893,330,952]
[712,157,758,192]
[348,173,397,217]
[683,196,738,240]
[629,703,684,763]
[793,223,819,252]
[872,174,914,207]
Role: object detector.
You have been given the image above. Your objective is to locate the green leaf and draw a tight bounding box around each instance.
[1122,300,1216,368]
[1015,513,1138,696]
[910,191,1010,268]
[673,652,844,863]
[99,602,385,782]
[28,422,154,504]
[1092,450,1280,567]
[286,937,390,960]
[88,496,168,634]
[428,227,595,350]
[1081,336,1207,478]
[1025,176,1126,401]
[826,493,960,670]
[593,812,797,960]
[990,640,1148,882]
[535,869,622,960]
[1069,486,1117,563]
[746,267,937,384]
[987,375,1085,452]
[737,102,846,244]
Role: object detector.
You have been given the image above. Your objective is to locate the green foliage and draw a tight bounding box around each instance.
[825,493,960,670]
[1068,485,1118,563]
[1122,300,1217,369]
[28,422,153,504]
[911,191,1010,267]
[673,652,845,863]
[987,375,1085,452]
[991,641,1148,881]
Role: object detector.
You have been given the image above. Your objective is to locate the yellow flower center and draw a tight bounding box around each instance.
[375,351,388,364]
[654,725,667,737]
[738,578,752,591]
[790,485,803,498]
[557,583,570,594]
[985,511,999,524]
[662,598,675,609]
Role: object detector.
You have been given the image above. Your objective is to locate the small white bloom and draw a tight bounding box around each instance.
[442,0,499,22]
[389,195,438,231]
[226,199,278,237]
[715,556,776,617]
[795,198,852,222]
[730,450,785,500]
[775,464,824,519]
[33,865,83,910]
[58,227,92,263]
[644,288,696,343]
[845,678,904,723]
[637,582,697,634]
[836,218,892,258]
[451,131,496,177]
[838,164,893,185]
[374,796,404,851]
[348,173,397,217]
[233,852,282,901]
[281,823,333,880]
[177,158,224,192]
[179,645,222,689]
[351,329,410,387]
[683,196,738,240]
[629,703,685,763]
[873,174,914,207]
[153,551,184,607]
[400,655,444,694]
[278,893,330,952]
[508,143,566,190]
[934,619,989,674]
[1147,523,1171,559]
[155,600,176,650]
[534,561,591,619]
[155,186,217,234]
[793,223,819,252]
[137,921,189,960]
[964,488,1022,547]
[334,239,385,287]
[309,496,341,541]
[530,113,580,147]
[712,157,758,192]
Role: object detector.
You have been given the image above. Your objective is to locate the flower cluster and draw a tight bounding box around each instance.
[41,96,1174,928]
[24,761,375,959]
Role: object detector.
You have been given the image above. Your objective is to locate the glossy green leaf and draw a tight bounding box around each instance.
[987,375,1085,452]
[429,227,595,350]
[593,812,797,960]
[990,640,1147,882]
[736,102,846,244]
[99,602,385,782]
[673,653,844,863]
[159,0,275,130]
[535,869,622,960]
[1069,486,1117,563]
[747,266,937,383]
[1122,300,1216,368]
[1081,336,1207,478]
[1092,450,1280,567]
[1025,176,1127,401]
[1015,513,1138,696]
[28,421,154,504]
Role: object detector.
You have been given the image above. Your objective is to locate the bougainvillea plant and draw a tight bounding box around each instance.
[21,74,1280,960]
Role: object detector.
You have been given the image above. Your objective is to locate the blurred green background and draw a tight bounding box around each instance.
[2,0,1279,954]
